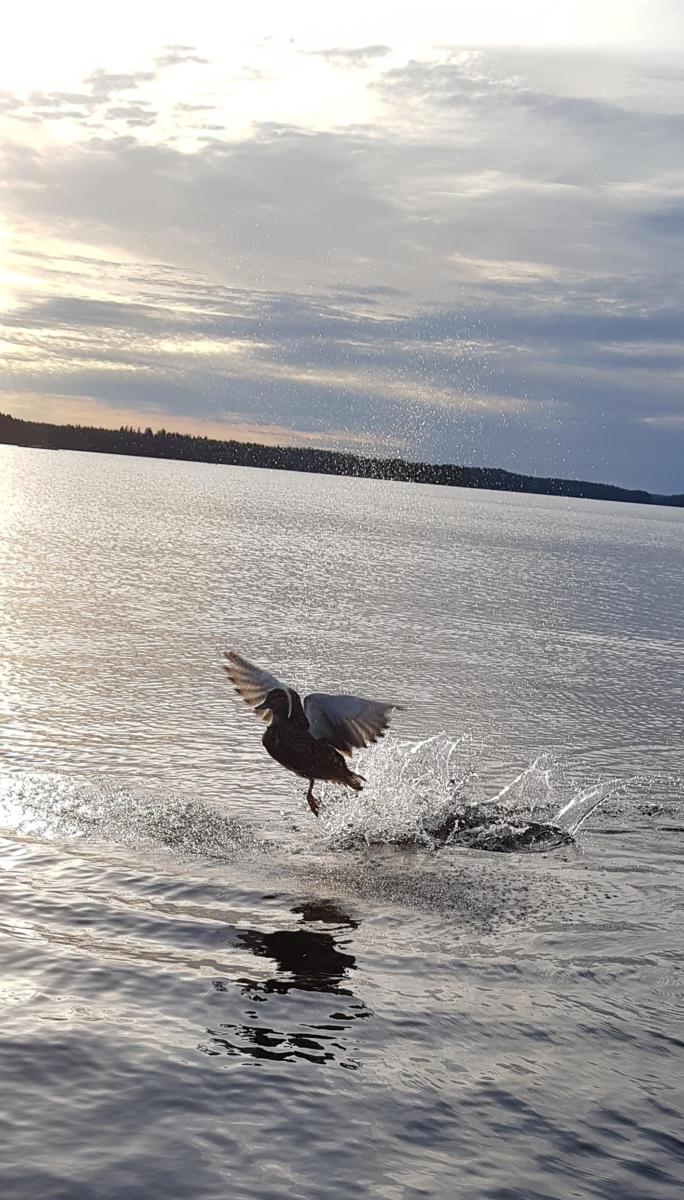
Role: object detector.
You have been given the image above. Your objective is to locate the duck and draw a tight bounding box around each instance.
[223,650,402,814]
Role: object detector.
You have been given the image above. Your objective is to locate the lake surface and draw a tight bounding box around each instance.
[0,444,682,1200]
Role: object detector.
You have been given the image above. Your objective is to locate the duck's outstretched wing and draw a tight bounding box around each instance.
[303,692,402,756]
[223,651,297,720]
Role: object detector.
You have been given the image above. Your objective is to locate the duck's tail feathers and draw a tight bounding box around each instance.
[347,770,365,792]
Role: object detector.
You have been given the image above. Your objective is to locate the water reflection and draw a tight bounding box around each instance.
[291,899,359,928]
[200,899,370,1069]
[236,898,359,996]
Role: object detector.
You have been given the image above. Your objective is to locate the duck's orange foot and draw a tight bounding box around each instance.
[306,780,319,817]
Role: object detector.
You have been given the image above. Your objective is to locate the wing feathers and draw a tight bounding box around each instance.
[223,650,295,720]
[223,652,403,749]
[304,692,402,756]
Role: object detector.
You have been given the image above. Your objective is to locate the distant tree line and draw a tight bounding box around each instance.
[1,411,681,507]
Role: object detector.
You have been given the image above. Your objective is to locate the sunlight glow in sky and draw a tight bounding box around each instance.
[4,1,682,86]
[1,2,683,490]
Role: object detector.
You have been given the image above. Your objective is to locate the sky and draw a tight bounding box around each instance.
[1,1,683,491]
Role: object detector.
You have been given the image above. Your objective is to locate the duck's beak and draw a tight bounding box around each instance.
[254,699,270,712]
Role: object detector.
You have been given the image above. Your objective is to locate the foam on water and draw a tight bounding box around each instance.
[0,773,252,859]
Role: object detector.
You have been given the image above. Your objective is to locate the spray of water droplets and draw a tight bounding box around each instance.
[315,735,626,851]
[0,773,252,859]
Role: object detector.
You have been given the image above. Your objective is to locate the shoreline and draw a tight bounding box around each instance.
[1,411,681,508]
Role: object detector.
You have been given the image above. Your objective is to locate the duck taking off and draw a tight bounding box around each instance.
[223,651,402,815]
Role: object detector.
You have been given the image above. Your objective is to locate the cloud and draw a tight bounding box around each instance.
[103,104,158,128]
[85,69,157,101]
[0,67,161,129]
[155,45,210,69]
[308,45,391,67]
[641,413,684,429]
[1,126,412,289]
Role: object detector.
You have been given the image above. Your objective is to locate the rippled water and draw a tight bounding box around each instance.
[1,444,682,1199]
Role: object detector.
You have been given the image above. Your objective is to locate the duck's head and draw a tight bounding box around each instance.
[255,688,293,719]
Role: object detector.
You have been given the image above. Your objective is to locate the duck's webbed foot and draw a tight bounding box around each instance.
[306,779,319,817]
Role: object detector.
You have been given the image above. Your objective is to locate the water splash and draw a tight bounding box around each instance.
[2,746,674,861]
[317,734,621,852]
[317,733,478,849]
[487,753,557,817]
[555,779,624,833]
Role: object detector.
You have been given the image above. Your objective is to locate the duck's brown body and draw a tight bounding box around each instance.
[263,715,364,794]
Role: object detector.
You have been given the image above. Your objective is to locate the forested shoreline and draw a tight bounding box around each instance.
[1,412,681,507]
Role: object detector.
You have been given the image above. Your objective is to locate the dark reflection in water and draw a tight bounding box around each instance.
[237,899,359,995]
[291,899,360,929]
[200,899,369,1069]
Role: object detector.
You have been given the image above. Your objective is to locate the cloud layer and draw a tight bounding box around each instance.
[2,43,683,490]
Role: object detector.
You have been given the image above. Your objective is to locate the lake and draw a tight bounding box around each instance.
[0,443,682,1199]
